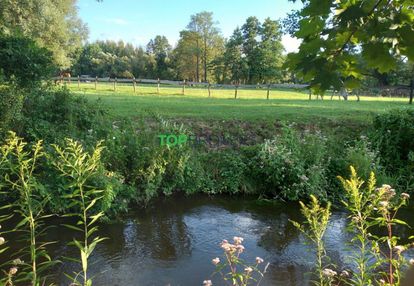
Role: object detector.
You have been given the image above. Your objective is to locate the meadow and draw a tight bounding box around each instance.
[69,82,413,124]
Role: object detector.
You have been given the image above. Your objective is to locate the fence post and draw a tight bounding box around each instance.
[234,83,238,99]
[114,77,117,92]
[208,82,211,97]
[77,75,80,89]
[133,77,136,93]
[95,76,97,90]
[157,78,160,94]
[267,84,270,100]
[182,79,186,95]
[60,75,63,85]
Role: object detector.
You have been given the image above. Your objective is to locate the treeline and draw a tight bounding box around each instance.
[72,12,288,84]
[1,1,411,88]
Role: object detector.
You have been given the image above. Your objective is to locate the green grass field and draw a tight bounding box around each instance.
[69,82,413,124]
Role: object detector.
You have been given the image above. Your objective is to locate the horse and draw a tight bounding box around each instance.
[54,71,71,85]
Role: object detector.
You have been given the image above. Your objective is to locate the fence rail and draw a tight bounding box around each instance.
[52,76,311,99]
[52,76,412,99]
[53,76,309,89]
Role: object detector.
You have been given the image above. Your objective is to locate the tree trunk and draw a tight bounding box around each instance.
[203,37,207,82]
[196,39,200,82]
[409,78,413,105]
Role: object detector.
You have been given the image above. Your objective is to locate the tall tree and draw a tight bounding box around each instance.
[218,17,285,84]
[185,11,224,82]
[0,0,88,69]
[187,16,202,82]
[173,30,199,81]
[259,18,285,83]
[287,0,414,102]
[241,17,261,83]
[147,35,172,79]
[220,28,247,83]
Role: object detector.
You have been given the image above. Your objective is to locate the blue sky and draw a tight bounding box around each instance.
[78,0,302,53]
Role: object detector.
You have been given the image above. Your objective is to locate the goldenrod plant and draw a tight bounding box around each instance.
[0,132,57,286]
[291,195,332,286]
[51,139,107,286]
[339,167,379,286]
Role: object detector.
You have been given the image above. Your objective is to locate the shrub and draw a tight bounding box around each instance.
[199,151,249,195]
[21,87,107,144]
[251,128,329,201]
[343,136,383,180]
[372,109,414,172]
[372,108,414,190]
[0,86,24,133]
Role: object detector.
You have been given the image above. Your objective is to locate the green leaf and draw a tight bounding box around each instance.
[361,42,396,73]
[63,224,83,232]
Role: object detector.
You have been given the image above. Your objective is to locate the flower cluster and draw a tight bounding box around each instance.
[204,236,267,286]
[220,236,245,254]
[322,268,337,278]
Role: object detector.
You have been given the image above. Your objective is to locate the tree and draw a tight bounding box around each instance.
[287,0,414,103]
[147,35,172,79]
[259,18,285,83]
[72,40,150,78]
[72,43,103,76]
[172,31,199,81]
[242,17,262,84]
[217,17,285,84]
[0,33,54,87]
[0,0,88,69]
[219,28,247,83]
[0,33,54,132]
[183,11,224,82]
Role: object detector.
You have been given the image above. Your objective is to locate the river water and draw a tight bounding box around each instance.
[10,195,414,285]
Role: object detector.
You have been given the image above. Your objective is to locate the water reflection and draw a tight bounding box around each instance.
[4,195,414,285]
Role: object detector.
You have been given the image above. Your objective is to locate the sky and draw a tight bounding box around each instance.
[77,0,302,53]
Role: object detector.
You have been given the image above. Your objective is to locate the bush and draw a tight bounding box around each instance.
[198,151,250,195]
[372,109,414,169]
[0,86,24,132]
[21,86,107,143]
[372,108,414,189]
[104,117,193,202]
[251,128,329,201]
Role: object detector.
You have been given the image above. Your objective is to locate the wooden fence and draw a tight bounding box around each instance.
[53,76,310,99]
[53,76,412,100]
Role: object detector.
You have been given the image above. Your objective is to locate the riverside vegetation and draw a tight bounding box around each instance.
[1,85,414,285]
[1,34,414,286]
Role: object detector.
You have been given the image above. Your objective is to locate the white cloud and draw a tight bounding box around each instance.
[104,18,128,26]
[282,35,301,54]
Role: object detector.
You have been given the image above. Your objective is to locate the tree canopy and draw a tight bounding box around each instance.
[0,0,87,69]
[286,0,414,95]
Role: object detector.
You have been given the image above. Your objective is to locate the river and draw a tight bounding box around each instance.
[7,195,414,285]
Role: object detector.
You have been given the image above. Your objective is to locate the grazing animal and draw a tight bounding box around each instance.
[54,71,71,85]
